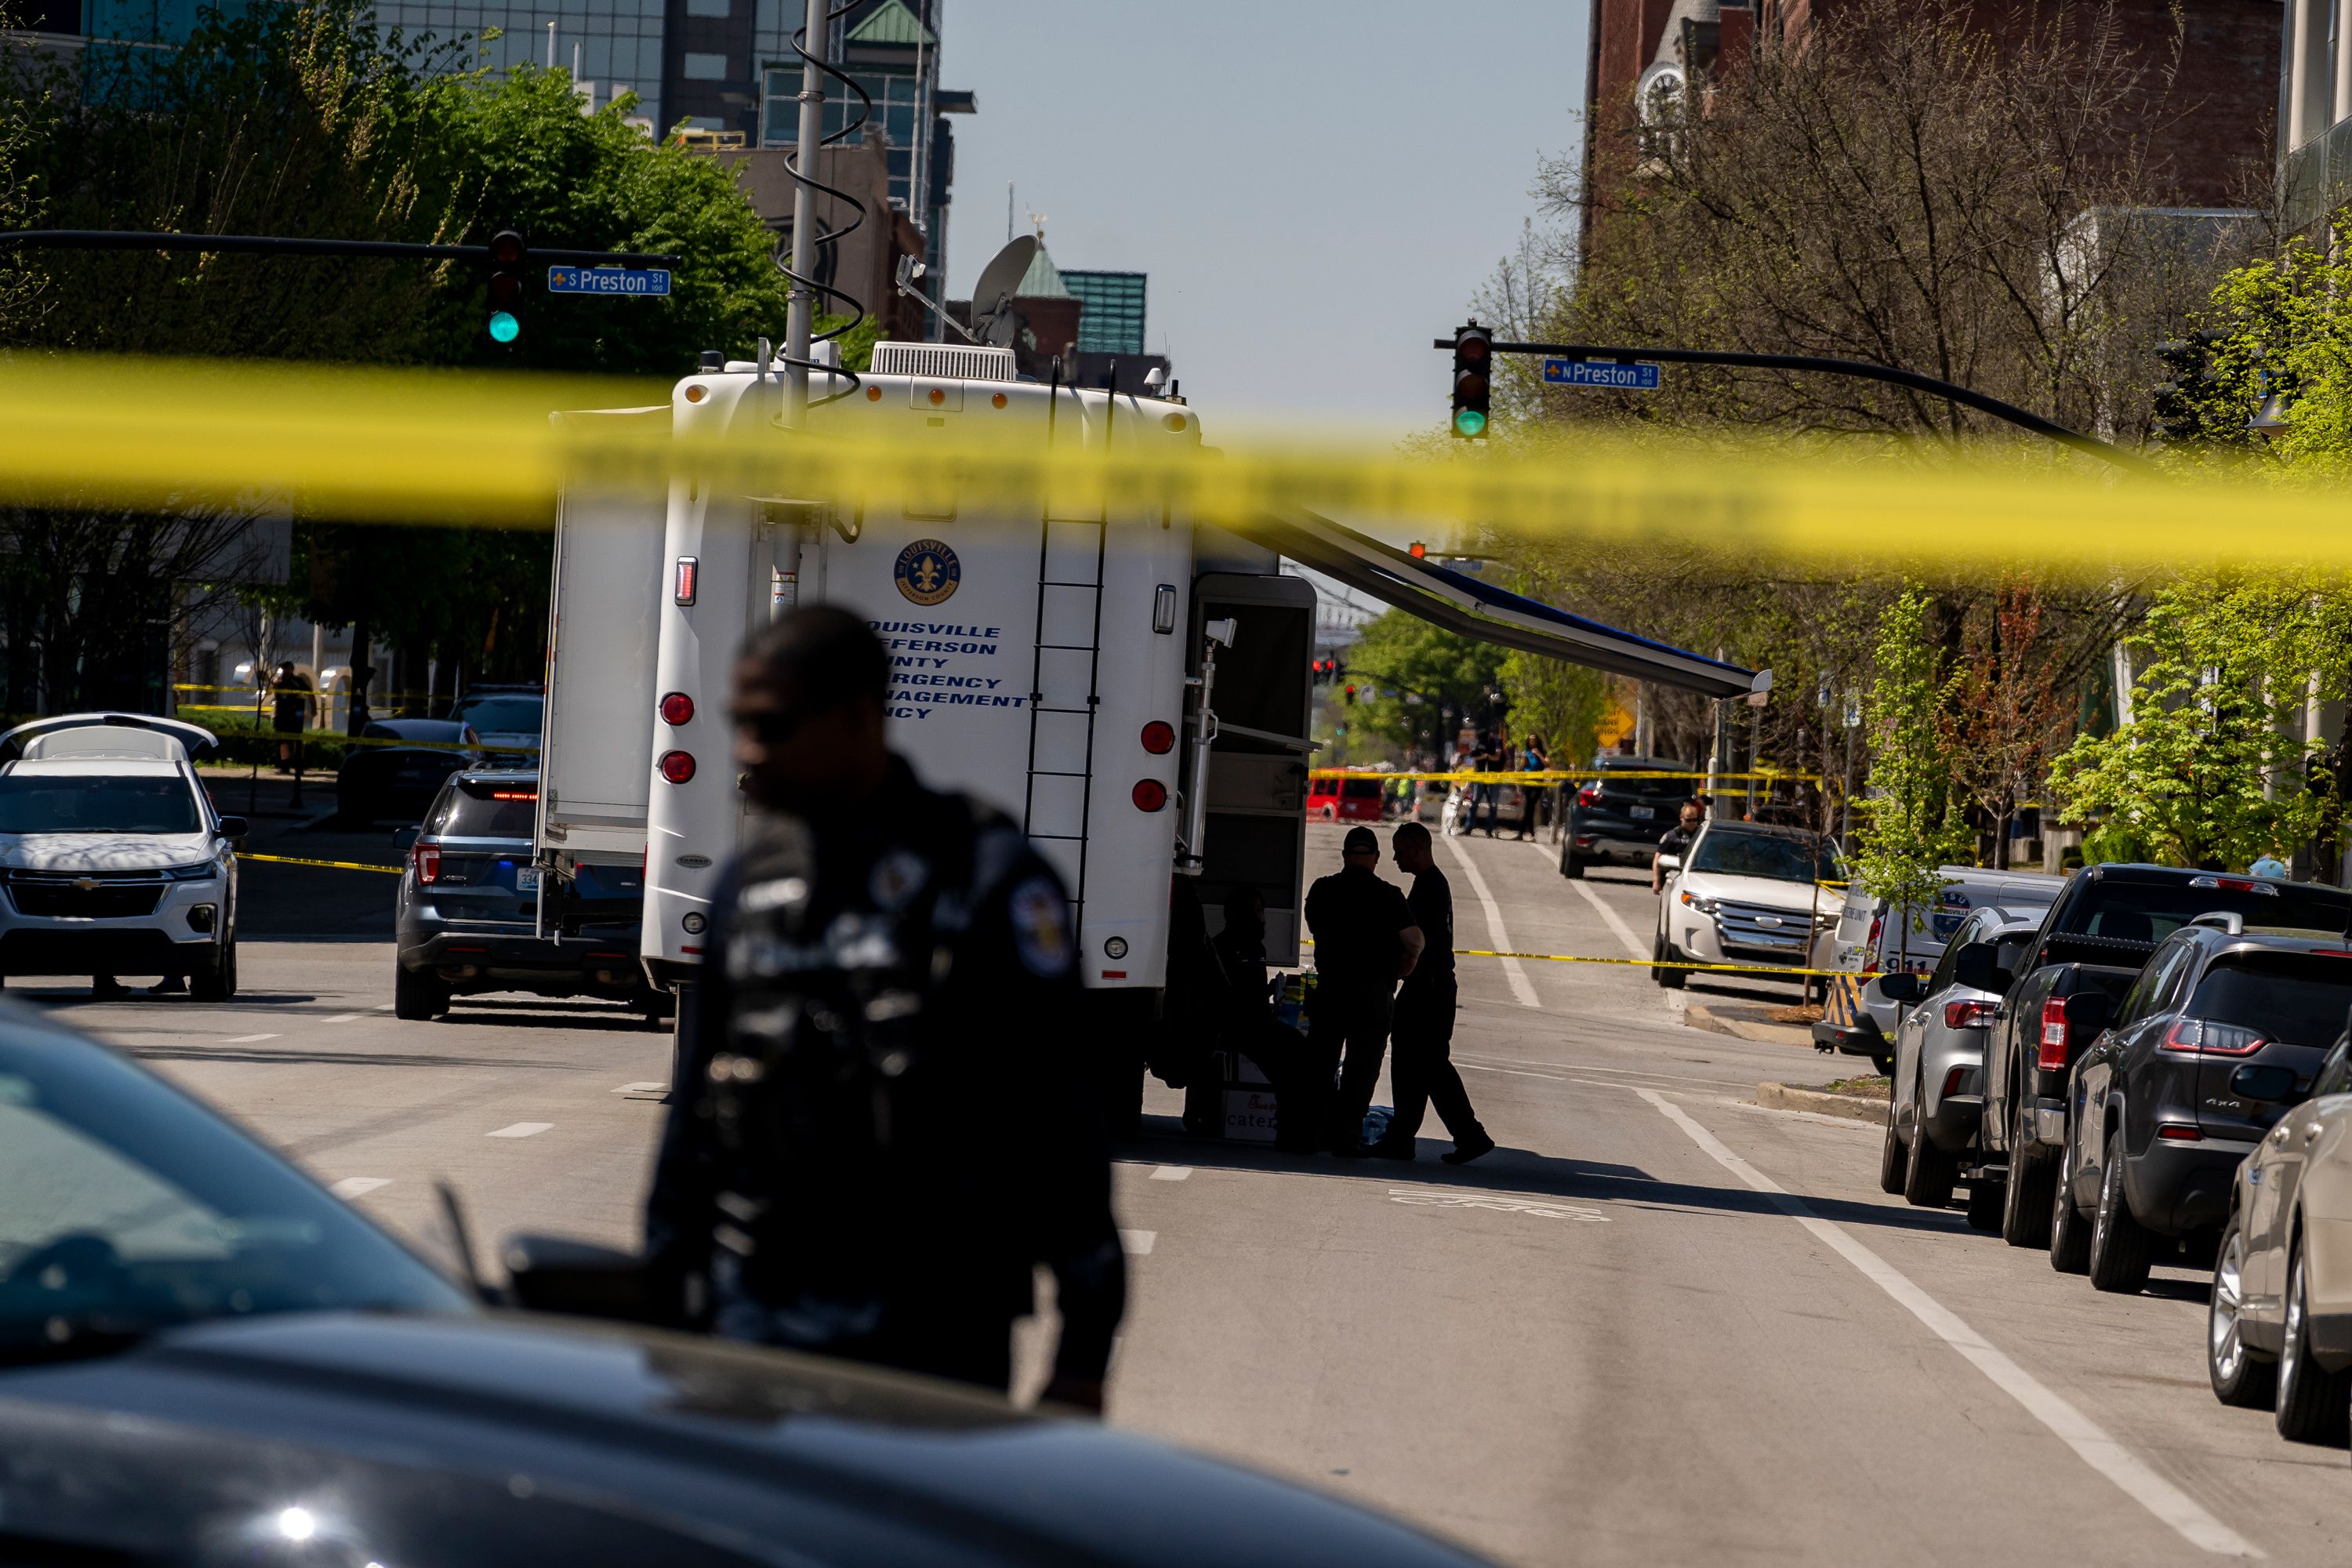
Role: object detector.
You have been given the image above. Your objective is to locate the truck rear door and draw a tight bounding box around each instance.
[537,430,666,866]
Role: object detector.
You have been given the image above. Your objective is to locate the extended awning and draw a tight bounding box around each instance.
[1240,508,1765,700]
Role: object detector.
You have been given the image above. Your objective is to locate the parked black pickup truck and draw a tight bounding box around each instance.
[1977,864,2352,1249]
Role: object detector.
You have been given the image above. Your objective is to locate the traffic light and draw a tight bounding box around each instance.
[1344,684,1357,706]
[485,230,527,345]
[1450,322,1492,440]
[1409,541,1427,558]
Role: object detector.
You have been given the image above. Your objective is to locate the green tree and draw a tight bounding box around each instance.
[1341,611,1504,758]
[1853,588,1974,960]
[1497,650,1609,769]
[2048,574,2348,869]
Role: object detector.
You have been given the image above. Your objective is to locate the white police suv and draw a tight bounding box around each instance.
[0,714,243,998]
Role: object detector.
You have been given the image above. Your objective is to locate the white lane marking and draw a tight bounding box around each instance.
[330,1177,390,1198]
[1439,835,1541,1009]
[1388,1189,1608,1221]
[1120,1229,1156,1255]
[614,1081,667,1094]
[1637,1087,2261,1559]
[222,1033,279,1044]
[1462,1062,1569,1082]
[1457,1053,1753,1091]
[487,1122,553,1138]
[321,1012,365,1024]
[1149,1166,1192,1181]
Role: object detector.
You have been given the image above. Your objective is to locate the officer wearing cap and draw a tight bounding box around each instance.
[644,607,1126,1410]
[1303,825,1425,1155]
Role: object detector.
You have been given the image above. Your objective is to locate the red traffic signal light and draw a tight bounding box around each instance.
[1344,684,1356,705]
[1409,541,1427,558]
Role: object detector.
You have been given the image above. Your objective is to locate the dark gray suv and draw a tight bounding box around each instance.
[391,771,661,1025]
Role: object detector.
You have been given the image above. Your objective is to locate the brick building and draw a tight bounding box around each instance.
[1582,0,2280,210]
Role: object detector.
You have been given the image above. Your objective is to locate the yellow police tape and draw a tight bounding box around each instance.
[236,851,404,875]
[1307,768,1819,785]
[2,356,2347,574]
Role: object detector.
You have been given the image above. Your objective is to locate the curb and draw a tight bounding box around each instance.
[1686,1001,1816,1047]
[1756,1081,1887,1124]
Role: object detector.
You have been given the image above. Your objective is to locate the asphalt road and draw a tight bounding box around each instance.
[38,815,2352,1565]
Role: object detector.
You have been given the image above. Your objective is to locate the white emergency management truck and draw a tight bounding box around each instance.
[533,338,1762,1112]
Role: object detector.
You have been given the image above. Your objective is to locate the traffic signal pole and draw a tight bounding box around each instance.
[781,0,829,428]
[1438,336,2158,476]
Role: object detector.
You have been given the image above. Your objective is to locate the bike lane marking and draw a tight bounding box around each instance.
[1441,835,1540,1010]
[1637,1087,2260,1559]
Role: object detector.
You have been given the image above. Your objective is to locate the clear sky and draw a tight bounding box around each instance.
[937,1,1589,442]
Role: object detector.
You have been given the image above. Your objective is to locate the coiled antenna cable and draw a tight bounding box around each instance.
[778,0,872,408]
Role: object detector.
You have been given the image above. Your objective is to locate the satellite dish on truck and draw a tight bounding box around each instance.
[969,235,1037,348]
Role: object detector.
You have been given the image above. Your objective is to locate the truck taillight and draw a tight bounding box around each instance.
[2036,997,2068,1071]
[659,750,696,784]
[1866,914,1883,953]
[1141,720,1175,754]
[659,691,694,725]
[413,843,441,884]
[1944,999,1995,1029]
[1133,779,1167,811]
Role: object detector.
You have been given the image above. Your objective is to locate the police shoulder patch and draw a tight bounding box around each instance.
[1007,876,1073,978]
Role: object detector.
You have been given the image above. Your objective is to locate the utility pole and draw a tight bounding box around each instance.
[782,0,828,427]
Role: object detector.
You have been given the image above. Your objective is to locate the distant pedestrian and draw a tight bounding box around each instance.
[1517,732,1548,840]
[1303,825,1425,1156]
[1469,731,1502,836]
[1370,822,1493,1165]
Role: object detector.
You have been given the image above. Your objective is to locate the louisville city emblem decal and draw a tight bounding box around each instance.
[894,539,961,606]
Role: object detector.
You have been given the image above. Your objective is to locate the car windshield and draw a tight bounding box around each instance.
[2188,953,2352,1046]
[0,774,201,834]
[448,695,542,734]
[428,780,539,839]
[2066,879,2352,943]
[0,1025,470,1364]
[1690,830,1839,884]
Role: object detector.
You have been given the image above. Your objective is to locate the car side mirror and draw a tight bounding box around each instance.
[1880,972,1926,1004]
[501,1233,662,1324]
[1951,941,2000,994]
[214,815,248,842]
[2230,1065,2299,1104]
[1657,854,1682,873]
[393,826,420,854]
[2063,991,2111,1034]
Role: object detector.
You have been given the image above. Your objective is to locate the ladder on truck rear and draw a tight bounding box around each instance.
[1019,375,1116,919]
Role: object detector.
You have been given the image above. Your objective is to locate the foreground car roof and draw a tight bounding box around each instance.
[3,1312,1490,1568]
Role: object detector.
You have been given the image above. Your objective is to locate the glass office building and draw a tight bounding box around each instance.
[1062,270,1148,358]
[372,0,667,125]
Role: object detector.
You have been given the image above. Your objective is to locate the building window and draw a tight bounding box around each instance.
[687,0,728,14]
[760,66,924,210]
[683,50,731,80]
[1063,270,1148,358]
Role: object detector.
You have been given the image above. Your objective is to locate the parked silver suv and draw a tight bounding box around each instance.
[1879,906,2042,1215]
[0,714,243,998]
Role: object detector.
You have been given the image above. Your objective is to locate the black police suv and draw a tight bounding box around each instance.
[392,770,660,1024]
[2056,920,2352,1293]
[0,1008,1494,1566]
[1559,756,1690,879]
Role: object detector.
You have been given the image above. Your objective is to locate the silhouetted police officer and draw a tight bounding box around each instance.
[1303,825,1424,1155]
[644,608,1126,1410]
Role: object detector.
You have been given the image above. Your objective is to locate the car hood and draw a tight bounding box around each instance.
[1679,871,1831,913]
[0,1311,1488,1568]
[0,831,215,872]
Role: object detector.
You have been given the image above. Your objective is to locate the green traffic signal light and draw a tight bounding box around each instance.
[488,310,521,344]
[1453,408,1487,438]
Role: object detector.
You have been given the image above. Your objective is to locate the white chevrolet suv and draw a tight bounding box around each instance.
[0,714,243,998]
[1652,818,1842,989]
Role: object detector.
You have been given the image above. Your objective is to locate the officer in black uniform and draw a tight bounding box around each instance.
[643,608,1126,1410]
[1303,825,1424,1155]
[1370,821,1493,1164]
